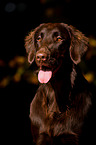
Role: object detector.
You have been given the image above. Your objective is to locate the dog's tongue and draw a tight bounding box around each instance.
[38,70,52,83]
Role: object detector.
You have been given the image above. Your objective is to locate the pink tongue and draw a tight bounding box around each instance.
[38,70,52,83]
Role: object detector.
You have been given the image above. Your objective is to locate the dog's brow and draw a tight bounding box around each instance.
[39,28,46,35]
[51,28,60,35]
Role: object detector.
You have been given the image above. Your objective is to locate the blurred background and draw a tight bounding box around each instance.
[0,0,96,144]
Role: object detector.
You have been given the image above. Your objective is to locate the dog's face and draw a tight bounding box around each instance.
[25,23,88,83]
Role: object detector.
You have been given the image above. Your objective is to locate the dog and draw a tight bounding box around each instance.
[25,23,92,145]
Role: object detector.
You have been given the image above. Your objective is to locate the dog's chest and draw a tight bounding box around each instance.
[40,83,60,118]
[30,83,60,122]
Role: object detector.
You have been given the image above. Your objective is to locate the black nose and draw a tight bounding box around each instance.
[36,52,47,62]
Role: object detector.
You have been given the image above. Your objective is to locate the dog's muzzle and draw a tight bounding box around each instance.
[35,47,50,66]
[35,47,52,84]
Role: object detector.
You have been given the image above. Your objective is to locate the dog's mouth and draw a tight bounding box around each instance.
[37,61,62,84]
[37,64,52,84]
[38,69,52,84]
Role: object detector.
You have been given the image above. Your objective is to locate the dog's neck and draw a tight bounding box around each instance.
[50,62,77,112]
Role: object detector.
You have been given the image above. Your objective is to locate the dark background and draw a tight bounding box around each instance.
[0,0,96,144]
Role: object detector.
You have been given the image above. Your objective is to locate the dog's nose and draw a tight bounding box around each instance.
[36,52,47,62]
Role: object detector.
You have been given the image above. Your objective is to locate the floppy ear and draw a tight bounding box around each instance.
[25,30,36,64]
[69,25,89,64]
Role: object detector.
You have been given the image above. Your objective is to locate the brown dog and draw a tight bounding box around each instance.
[25,23,92,145]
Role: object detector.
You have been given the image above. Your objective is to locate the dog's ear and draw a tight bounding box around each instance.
[69,25,89,64]
[25,30,36,64]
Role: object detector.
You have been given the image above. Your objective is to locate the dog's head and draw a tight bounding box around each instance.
[25,23,88,83]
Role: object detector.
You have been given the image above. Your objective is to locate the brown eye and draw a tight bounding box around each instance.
[56,36,62,42]
[37,36,42,42]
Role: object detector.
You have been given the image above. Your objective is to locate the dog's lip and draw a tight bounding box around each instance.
[36,57,62,76]
[38,60,62,75]
[39,65,53,71]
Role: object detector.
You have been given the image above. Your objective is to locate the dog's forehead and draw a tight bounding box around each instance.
[36,23,68,35]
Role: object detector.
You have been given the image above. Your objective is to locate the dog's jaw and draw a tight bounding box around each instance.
[37,59,63,84]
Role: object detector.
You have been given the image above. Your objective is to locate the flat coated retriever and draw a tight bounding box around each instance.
[25,23,92,145]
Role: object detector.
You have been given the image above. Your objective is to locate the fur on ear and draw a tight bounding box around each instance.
[68,25,89,64]
[25,31,36,64]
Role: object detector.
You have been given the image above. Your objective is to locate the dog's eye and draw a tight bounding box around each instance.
[37,36,42,42]
[56,36,63,42]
